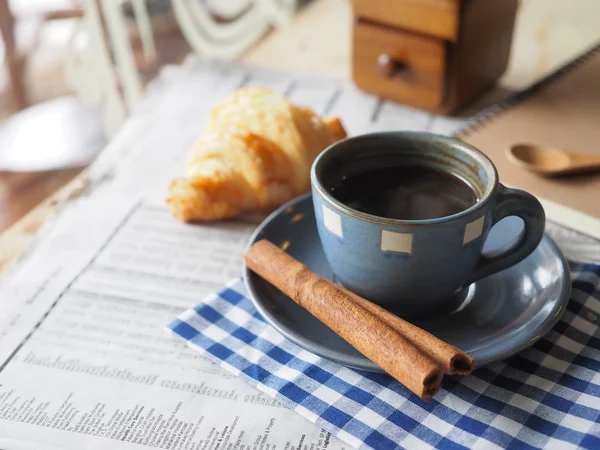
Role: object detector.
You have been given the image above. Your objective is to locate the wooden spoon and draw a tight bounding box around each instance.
[507,144,600,176]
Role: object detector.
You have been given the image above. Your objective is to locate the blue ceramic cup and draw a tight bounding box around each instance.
[311,132,545,317]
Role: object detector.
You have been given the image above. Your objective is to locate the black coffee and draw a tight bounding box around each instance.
[329,166,478,220]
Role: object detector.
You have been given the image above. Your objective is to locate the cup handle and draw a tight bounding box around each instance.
[465,184,546,286]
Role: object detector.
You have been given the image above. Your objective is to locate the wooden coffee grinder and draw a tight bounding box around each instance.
[352,0,519,114]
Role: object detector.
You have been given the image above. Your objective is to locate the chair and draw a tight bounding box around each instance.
[65,0,298,136]
[0,0,106,172]
[173,0,296,59]
[0,0,299,170]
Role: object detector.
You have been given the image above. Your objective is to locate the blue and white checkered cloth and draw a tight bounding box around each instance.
[167,262,600,449]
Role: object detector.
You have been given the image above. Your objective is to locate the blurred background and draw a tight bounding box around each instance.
[0,0,599,234]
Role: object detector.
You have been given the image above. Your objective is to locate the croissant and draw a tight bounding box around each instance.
[167,86,347,222]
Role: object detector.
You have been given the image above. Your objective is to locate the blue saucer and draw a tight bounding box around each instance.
[243,193,571,370]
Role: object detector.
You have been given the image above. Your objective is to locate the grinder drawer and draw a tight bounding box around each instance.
[352,20,446,111]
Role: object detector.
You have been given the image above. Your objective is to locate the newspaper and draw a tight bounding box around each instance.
[0,192,342,450]
[1,60,598,450]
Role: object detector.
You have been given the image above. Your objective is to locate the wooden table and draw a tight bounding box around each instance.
[1,0,598,275]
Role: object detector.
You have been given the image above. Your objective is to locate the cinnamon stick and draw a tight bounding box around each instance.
[245,240,443,401]
[339,287,474,375]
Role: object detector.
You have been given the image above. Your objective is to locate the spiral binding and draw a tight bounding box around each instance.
[454,40,600,139]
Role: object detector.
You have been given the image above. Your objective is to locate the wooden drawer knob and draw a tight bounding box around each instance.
[377,54,409,78]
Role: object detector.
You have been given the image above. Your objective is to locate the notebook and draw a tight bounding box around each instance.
[455,42,600,240]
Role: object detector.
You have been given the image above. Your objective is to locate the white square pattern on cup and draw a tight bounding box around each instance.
[322,205,343,238]
[463,215,485,245]
[380,230,413,254]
